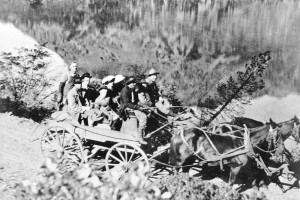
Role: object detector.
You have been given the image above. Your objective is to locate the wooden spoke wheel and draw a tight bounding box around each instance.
[40,126,84,171]
[147,165,173,183]
[105,143,149,182]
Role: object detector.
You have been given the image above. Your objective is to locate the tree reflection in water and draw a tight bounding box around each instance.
[1,0,300,105]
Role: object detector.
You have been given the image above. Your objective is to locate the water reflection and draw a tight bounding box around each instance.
[0,22,37,52]
[1,0,300,105]
[244,94,300,122]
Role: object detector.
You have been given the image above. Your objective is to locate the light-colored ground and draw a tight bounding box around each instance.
[0,113,300,199]
[0,113,44,199]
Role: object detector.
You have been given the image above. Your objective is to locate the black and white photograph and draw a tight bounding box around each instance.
[0,0,300,199]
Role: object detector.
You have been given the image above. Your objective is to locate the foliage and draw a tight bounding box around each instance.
[0,97,54,122]
[0,45,52,108]
[210,52,270,104]
[13,154,270,200]
[157,173,268,200]
[13,155,170,200]
[1,0,298,107]
[201,51,271,125]
[0,45,55,122]
[1,0,299,103]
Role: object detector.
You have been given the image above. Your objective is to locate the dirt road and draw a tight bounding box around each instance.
[0,113,44,199]
[0,113,299,199]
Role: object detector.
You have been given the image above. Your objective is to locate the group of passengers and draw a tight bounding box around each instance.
[56,62,161,144]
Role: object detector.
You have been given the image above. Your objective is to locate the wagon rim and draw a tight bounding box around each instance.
[40,126,84,171]
[105,143,149,182]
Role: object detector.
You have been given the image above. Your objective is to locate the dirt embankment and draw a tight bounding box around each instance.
[0,113,300,199]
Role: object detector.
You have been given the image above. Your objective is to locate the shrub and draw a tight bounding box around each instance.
[0,45,56,122]
[0,45,52,108]
[0,97,54,123]
[157,173,268,200]
[12,152,270,200]
[13,156,170,200]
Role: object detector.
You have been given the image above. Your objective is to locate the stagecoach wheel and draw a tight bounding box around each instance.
[40,126,84,171]
[147,165,173,183]
[105,143,149,182]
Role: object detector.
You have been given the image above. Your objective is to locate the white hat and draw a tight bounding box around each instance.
[146,68,160,76]
[102,75,115,85]
[114,74,126,84]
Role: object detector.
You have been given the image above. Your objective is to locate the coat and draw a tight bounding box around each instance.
[144,81,159,106]
[67,87,84,117]
[119,85,139,119]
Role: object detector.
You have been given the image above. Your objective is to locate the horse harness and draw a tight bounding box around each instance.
[180,124,282,174]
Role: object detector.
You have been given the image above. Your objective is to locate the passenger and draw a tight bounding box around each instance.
[57,62,80,110]
[144,68,160,107]
[119,77,147,144]
[80,72,99,107]
[67,77,94,126]
[81,73,103,125]
[95,75,122,130]
[113,74,126,96]
[143,68,173,116]
[134,83,152,108]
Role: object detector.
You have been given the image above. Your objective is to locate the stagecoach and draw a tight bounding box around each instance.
[39,110,298,190]
[40,111,174,181]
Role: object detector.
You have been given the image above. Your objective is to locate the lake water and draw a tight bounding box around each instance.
[244,94,300,122]
[1,0,300,122]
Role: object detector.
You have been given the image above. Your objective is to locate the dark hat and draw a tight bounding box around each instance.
[126,77,136,85]
[74,77,82,84]
[81,72,92,79]
[146,68,160,76]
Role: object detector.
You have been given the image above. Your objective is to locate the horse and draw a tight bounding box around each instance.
[270,116,300,143]
[230,117,264,128]
[213,116,300,189]
[169,121,284,186]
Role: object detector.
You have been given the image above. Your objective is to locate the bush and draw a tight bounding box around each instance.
[0,44,56,122]
[157,173,268,200]
[0,97,54,122]
[0,45,52,108]
[12,153,270,200]
[13,156,170,200]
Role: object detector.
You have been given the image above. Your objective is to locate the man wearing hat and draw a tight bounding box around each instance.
[80,72,99,107]
[113,74,126,96]
[57,62,80,110]
[144,68,160,107]
[67,77,94,126]
[95,75,121,130]
[119,77,147,144]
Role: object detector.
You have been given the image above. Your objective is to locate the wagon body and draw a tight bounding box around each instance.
[40,115,169,181]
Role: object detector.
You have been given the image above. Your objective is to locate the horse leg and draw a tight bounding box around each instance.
[229,155,248,186]
[182,156,195,173]
[229,165,242,186]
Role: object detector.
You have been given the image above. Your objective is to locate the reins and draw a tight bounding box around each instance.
[179,125,251,170]
[250,127,281,154]
[179,123,283,171]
